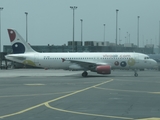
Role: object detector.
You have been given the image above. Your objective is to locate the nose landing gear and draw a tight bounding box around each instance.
[134,69,138,77]
[134,73,138,77]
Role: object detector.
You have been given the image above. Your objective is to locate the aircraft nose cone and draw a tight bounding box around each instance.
[153,60,157,65]
[152,59,158,68]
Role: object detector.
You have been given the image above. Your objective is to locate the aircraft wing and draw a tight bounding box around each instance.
[61,58,109,69]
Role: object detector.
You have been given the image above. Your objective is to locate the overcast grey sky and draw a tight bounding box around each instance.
[1,0,160,50]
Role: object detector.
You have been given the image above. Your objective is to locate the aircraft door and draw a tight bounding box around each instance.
[134,54,139,64]
[34,54,39,64]
[136,54,146,69]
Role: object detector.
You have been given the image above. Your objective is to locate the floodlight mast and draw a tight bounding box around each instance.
[70,6,77,52]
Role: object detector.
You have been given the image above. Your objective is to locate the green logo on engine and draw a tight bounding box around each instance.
[128,58,135,66]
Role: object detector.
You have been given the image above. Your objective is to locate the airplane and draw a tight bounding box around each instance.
[5,29,157,77]
[148,54,160,71]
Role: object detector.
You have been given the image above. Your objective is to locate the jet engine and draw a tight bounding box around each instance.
[96,65,111,74]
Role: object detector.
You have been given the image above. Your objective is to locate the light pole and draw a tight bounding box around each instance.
[103,24,105,44]
[127,32,128,43]
[129,33,130,44]
[159,21,160,53]
[119,28,121,45]
[70,6,77,52]
[0,7,3,52]
[80,19,83,46]
[116,9,119,46]
[25,12,28,43]
[137,16,140,47]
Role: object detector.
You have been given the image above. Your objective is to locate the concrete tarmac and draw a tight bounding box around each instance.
[0,69,160,120]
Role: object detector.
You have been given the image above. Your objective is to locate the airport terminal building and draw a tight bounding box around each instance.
[3,41,155,54]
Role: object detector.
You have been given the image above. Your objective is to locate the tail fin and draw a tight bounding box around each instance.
[7,29,37,54]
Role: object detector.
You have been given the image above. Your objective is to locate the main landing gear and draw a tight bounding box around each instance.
[82,71,88,77]
[134,70,138,77]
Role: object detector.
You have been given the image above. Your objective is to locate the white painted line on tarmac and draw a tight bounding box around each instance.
[24,83,45,86]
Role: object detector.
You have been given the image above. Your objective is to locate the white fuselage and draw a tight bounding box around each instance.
[5,52,157,70]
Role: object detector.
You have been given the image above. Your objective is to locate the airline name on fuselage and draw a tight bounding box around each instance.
[103,54,131,58]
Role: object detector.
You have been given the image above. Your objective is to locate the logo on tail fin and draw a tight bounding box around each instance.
[8,29,25,54]
[12,42,25,53]
[8,29,16,42]
[7,29,37,54]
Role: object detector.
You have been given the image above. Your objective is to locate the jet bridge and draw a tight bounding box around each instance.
[0,52,8,69]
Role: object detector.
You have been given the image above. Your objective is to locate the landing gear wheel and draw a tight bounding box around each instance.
[82,71,88,77]
[134,73,138,77]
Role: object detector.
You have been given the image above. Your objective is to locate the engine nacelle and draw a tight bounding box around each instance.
[96,65,111,74]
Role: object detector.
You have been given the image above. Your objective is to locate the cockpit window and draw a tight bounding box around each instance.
[144,57,150,59]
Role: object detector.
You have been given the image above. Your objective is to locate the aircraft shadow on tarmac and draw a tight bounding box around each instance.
[68,74,157,78]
